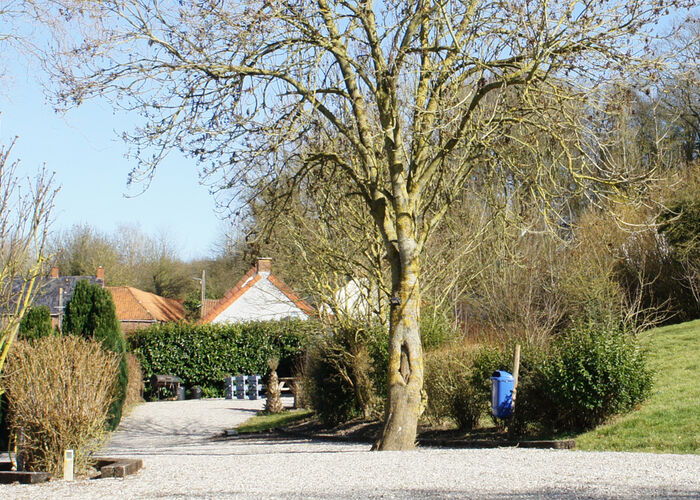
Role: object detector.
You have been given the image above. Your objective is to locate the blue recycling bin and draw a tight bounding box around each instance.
[490,370,515,418]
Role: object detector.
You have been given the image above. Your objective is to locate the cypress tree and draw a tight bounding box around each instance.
[64,280,128,430]
[19,306,53,341]
[63,279,96,336]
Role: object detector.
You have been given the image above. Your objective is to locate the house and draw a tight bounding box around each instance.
[107,286,185,334]
[199,258,314,324]
[331,277,383,321]
[29,266,105,330]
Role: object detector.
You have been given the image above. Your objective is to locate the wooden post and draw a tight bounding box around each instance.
[512,344,521,409]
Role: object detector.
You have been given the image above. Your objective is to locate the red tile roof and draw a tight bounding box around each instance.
[107,286,184,323]
[201,298,222,320]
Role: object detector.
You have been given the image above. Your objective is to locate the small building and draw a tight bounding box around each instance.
[199,258,313,324]
[331,277,384,321]
[107,286,185,334]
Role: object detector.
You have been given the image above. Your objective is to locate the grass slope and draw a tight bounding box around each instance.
[576,319,700,454]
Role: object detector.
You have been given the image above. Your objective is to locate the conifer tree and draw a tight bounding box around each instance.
[64,280,128,429]
[19,306,53,341]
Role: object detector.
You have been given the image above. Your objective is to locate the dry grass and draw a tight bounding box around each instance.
[3,336,118,476]
[124,352,144,411]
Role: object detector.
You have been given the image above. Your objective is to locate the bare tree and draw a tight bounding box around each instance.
[250,168,391,325]
[0,138,57,378]
[44,0,692,449]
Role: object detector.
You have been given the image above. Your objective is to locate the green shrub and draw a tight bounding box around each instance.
[305,341,360,426]
[423,332,652,437]
[64,280,128,430]
[537,323,653,432]
[19,306,53,341]
[303,322,388,426]
[468,345,513,402]
[462,329,652,435]
[129,320,314,396]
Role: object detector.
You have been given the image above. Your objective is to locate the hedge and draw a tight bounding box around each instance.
[421,324,652,436]
[128,320,317,397]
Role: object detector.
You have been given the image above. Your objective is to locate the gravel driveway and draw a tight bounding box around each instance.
[3,398,699,499]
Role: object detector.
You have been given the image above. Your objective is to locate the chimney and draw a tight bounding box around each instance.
[256,258,272,274]
[96,266,105,284]
[50,266,59,278]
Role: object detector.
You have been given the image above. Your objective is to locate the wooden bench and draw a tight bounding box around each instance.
[149,374,183,400]
[277,377,297,395]
[277,377,301,408]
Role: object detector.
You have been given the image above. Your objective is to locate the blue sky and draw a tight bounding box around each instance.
[0,56,223,261]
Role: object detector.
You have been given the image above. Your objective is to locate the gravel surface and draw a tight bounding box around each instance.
[3,398,699,499]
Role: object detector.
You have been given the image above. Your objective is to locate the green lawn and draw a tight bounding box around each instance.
[576,319,700,454]
[234,409,314,434]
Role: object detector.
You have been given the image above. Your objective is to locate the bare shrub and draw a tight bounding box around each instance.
[3,336,118,476]
[304,323,387,425]
[423,344,485,430]
[124,352,144,411]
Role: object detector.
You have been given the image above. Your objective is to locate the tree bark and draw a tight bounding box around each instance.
[374,250,423,450]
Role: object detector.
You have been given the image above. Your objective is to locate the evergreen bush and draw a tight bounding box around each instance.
[468,329,653,436]
[18,306,53,341]
[305,341,360,426]
[64,280,128,430]
[537,323,653,432]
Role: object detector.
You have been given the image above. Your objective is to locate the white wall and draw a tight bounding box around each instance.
[212,276,308,323]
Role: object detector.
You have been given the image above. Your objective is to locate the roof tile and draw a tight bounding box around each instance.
[107,286,184,322]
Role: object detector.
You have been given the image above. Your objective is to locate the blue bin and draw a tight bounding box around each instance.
[490,370,515,418]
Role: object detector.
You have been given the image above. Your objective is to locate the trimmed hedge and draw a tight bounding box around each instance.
[129,320,316,396]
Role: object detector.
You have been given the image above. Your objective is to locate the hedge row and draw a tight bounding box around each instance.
[424,323,653,435]
[128,320,317,397]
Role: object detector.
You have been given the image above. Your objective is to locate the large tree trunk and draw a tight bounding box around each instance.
[374,252,423,450]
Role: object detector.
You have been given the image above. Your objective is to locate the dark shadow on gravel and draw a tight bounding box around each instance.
[224,407,260,414]
[113,417,238,442]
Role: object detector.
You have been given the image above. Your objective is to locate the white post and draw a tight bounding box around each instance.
[64,449,74,481]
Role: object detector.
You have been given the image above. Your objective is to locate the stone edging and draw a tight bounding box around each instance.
[95,457,144,478]
[278,428,575,450]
